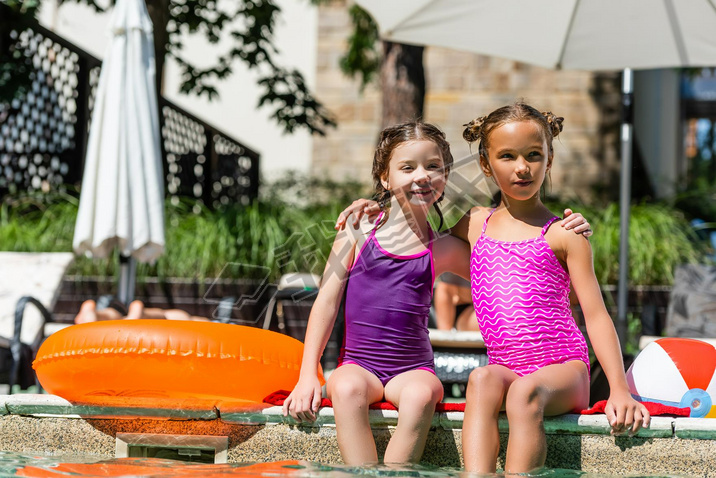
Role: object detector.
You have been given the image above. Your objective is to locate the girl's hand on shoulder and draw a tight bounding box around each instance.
[282,377,323,423]
[604,391,651,436]
[562,208,593,237]
[335,199,381,230]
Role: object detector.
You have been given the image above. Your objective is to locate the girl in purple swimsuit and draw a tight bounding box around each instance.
[283,122,472,465]
[454,103,650,474]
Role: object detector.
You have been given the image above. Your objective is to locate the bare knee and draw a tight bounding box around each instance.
[466,367,507,411]
[466,367,502,395]
[505,378,544,421]
[399,382,442,411]
[328,376,372,406]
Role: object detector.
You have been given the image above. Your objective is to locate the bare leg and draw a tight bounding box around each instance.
[453,286,478,332]
[455,306,479,332]
[433,282,458,330]
[162,309,209,321]
[327,364,384,465]
[462,365,518,473]
[382,370,443,463]
[504,361,589,473]
[127,301,208,321]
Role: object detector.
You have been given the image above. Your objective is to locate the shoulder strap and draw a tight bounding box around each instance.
[369,211,385,238]
[481,208,496,236]
[540,216,560,236]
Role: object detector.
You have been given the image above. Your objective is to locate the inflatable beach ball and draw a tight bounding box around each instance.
[626,338,716,417]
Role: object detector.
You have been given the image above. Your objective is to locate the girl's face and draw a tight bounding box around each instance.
[480,120,552,202]
[381,140,447,208]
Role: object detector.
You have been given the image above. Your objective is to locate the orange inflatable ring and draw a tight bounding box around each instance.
[33,320,323,405]
[16,459,305,477]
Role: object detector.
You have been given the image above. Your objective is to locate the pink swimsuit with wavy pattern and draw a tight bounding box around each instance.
[470,209,589,376]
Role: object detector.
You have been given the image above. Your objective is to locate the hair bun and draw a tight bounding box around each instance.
[542,111,564,138]
[462,116,486,143]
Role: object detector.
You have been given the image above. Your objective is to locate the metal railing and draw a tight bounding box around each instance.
[0,22,259,207]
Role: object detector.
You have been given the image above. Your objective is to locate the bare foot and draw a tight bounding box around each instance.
[74,300,98,324]
[126,300,145,320]
[144,307,209,321]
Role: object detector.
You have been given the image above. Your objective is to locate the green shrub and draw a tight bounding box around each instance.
[0,184,706,286]
[0,179,371,283]
[588,202,703,285]
[0,193,78,252]
[543,199,705,285]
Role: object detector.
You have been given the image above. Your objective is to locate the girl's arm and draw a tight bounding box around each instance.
[334,199,381,230]
[433,234,471,280]
[334,200,593,238]
[449,208,473,243]
[562,232,651,435]
[282,225,359,423]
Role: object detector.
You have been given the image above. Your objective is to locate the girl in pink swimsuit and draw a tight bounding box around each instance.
[455,103,651,474]
[283,122,472,465]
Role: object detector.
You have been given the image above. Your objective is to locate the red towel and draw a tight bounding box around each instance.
[263,390,465,412]
[581,399,689,417]
[265,390,689,416]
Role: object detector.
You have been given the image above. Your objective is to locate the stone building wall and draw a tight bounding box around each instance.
[312,1,623,204]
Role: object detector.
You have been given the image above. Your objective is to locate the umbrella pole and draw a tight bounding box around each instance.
[118,253,137,306]
[616,68,634,350]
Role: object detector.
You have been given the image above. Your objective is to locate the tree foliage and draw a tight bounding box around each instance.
[0,0,336,135]
[312,1,424,124]
[337,4,379,91]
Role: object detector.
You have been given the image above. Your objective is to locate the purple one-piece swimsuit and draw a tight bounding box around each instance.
[339,225,436,385]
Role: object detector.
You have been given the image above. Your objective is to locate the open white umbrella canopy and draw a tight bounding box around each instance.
[355,0,716,70]
[355,0,716,342]
[73,0,164,303]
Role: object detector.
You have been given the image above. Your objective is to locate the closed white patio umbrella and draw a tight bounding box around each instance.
[73,0,164,305]
[355,0,716,343]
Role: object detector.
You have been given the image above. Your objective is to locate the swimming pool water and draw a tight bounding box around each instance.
[0,452,692,478]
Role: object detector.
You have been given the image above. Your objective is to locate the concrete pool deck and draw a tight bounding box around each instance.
[0,394,714,475]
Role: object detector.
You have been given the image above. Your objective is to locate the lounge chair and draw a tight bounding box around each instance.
[0,252,75,393]
[262,273,344,371]
[262,273,320,332]
[429,327,487,398]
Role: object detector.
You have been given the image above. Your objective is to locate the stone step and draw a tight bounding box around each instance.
[1,394,714,475]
